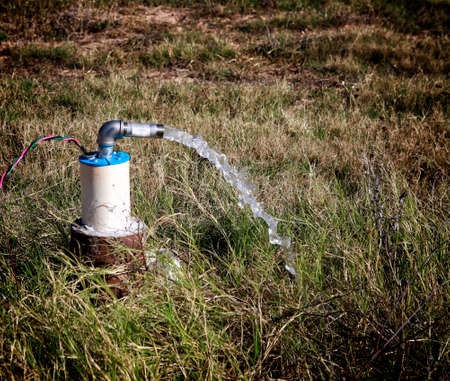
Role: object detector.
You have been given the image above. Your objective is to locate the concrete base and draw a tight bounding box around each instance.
[70,218,147,298]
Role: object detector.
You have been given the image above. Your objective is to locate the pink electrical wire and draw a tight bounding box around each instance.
[0,135,86,189]
[0,171,6,189]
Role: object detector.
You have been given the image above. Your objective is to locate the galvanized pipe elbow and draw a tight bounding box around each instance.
[97,120,165,157]
[97,120,125,148]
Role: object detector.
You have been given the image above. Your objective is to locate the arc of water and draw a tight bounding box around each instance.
[163,126,296,276]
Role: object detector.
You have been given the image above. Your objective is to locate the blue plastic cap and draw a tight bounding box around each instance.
[79,151,130,167]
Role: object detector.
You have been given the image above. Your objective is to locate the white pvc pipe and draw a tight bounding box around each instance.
[80,160,130,232]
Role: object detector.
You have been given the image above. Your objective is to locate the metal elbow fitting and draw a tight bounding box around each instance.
[97,120,165,157]
[97,120,124,148]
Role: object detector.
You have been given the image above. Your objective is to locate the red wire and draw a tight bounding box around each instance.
[0,172,6,188]
[0,135,85,189]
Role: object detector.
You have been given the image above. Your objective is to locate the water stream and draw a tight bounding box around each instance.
[163,126,296,276]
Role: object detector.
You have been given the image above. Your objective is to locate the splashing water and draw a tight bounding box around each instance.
[163,126,296,276]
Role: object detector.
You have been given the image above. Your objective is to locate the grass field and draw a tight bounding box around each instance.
[0,0,448,379]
